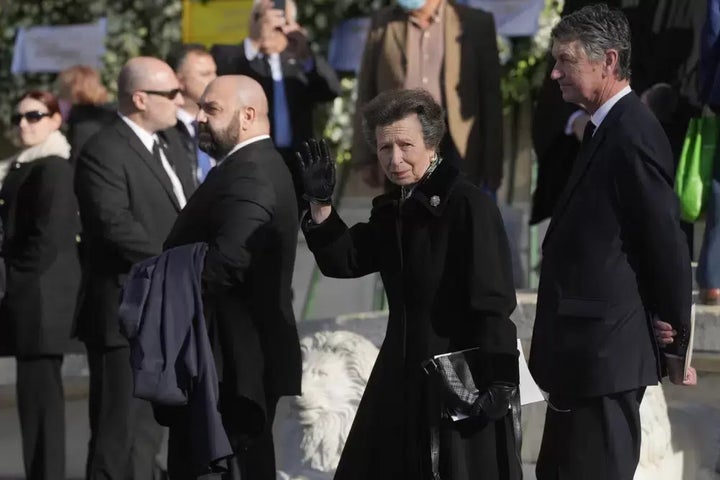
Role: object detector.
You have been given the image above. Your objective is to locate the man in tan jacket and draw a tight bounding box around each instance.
[353,0,504,194]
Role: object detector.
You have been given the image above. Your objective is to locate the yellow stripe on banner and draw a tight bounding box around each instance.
[182,0,254,47]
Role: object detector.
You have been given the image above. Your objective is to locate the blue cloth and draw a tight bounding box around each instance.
[697,0,720,289]
[196,146,213,183]
[273,79,293,148]
[697,147,720,288]
[701,0,720,108]
[118,243,232,475]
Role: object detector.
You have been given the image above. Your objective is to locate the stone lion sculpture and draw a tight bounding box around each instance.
[276,330,379,479]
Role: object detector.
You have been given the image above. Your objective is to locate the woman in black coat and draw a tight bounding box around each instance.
[297,89,521,479]
[0,90,81,480]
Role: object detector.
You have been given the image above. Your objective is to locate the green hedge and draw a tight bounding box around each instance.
[0,0,562,161]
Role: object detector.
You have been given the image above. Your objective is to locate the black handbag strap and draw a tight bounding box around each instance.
[510,389,523,477]
[430,425,441,480]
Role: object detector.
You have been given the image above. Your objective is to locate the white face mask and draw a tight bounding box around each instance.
[397,0,426,11]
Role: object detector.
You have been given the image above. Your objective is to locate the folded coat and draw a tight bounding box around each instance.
[118,242,232,475]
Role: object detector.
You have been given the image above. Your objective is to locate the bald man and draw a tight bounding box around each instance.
[75,57,197,480]
[163,75,300,479]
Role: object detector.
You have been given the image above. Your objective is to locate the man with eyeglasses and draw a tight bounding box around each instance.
[74,56,197,480]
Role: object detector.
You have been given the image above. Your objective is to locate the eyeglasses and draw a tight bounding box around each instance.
[140,89,182,100]
[11,111,52,126]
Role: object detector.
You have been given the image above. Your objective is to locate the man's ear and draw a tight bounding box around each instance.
[132,91,148,112]
[604,48,619,77]
[241,106,256,129]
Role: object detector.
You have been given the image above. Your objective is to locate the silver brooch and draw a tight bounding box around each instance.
[429,195,440,207]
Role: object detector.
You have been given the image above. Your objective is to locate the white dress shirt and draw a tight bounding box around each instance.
[219,135,272,164]
[244,38,284,81]
[564,85,633,136]
[119,113,187,208]
[590,85,633,133]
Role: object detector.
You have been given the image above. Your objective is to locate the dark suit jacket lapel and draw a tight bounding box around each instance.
[543,92,636,247]
[114,119,181,211]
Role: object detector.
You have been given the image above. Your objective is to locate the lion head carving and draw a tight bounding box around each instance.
[291,330,379,473]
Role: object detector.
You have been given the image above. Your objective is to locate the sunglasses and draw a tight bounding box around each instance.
[140,89,182,100]
[11,111,52,126]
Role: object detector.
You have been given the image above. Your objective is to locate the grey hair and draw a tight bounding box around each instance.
[552,4,631,80]
[362,89,446,150]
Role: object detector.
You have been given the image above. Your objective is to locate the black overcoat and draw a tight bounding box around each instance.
[0,155,81,355]
[303,161,520,480]
[164,138,301,427]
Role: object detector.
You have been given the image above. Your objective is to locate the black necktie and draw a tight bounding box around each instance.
[153,139,175,171]
[580,120,596,150]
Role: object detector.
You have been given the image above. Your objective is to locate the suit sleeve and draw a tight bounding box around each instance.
[75,146,161,264]
[614,135,692,358]
[350,16,383,167]
[302,207,383,278]
[305,52,341,103]
[201,171,274,295]
[476,12,504,187]
[7,159,76,275]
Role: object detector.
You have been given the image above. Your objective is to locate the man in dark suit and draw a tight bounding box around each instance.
[163,75,301,480]
[353,0,504,196]
[530,0,705,225]
[74,56,196,480]
[167,43,218,185]
[210,0,340,214]
[528,5,697,480]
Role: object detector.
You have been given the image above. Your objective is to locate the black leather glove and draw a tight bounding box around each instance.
[295,138,336,205]
[471,382,517,421]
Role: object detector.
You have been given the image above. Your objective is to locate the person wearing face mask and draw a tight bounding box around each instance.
[0,90,81,480]
[298,89,521,480]
[353,0,504,198]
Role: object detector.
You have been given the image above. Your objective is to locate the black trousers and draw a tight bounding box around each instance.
[536,388,646,480]
[16,355,65,480]
[167,393,279,480]
[86,345,164,480]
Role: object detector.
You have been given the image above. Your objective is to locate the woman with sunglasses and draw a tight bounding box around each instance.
[0,90,81,480]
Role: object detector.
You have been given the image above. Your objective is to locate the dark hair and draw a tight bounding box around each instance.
[551,4,632,80]
[17,90,61,117]
[362,89,446,150]
[166,43,210,72]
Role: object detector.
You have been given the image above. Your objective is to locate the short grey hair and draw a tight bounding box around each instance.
[552,4,631,80]
[362,89,446,150]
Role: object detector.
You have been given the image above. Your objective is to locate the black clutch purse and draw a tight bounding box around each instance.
[422,347,522,480]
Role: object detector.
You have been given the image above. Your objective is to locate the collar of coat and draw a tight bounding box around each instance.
[13,130,71,164]
[372,158,460,218]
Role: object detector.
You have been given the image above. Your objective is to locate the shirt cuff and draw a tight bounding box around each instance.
[564,110,587,136]
[244,37,260,61]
